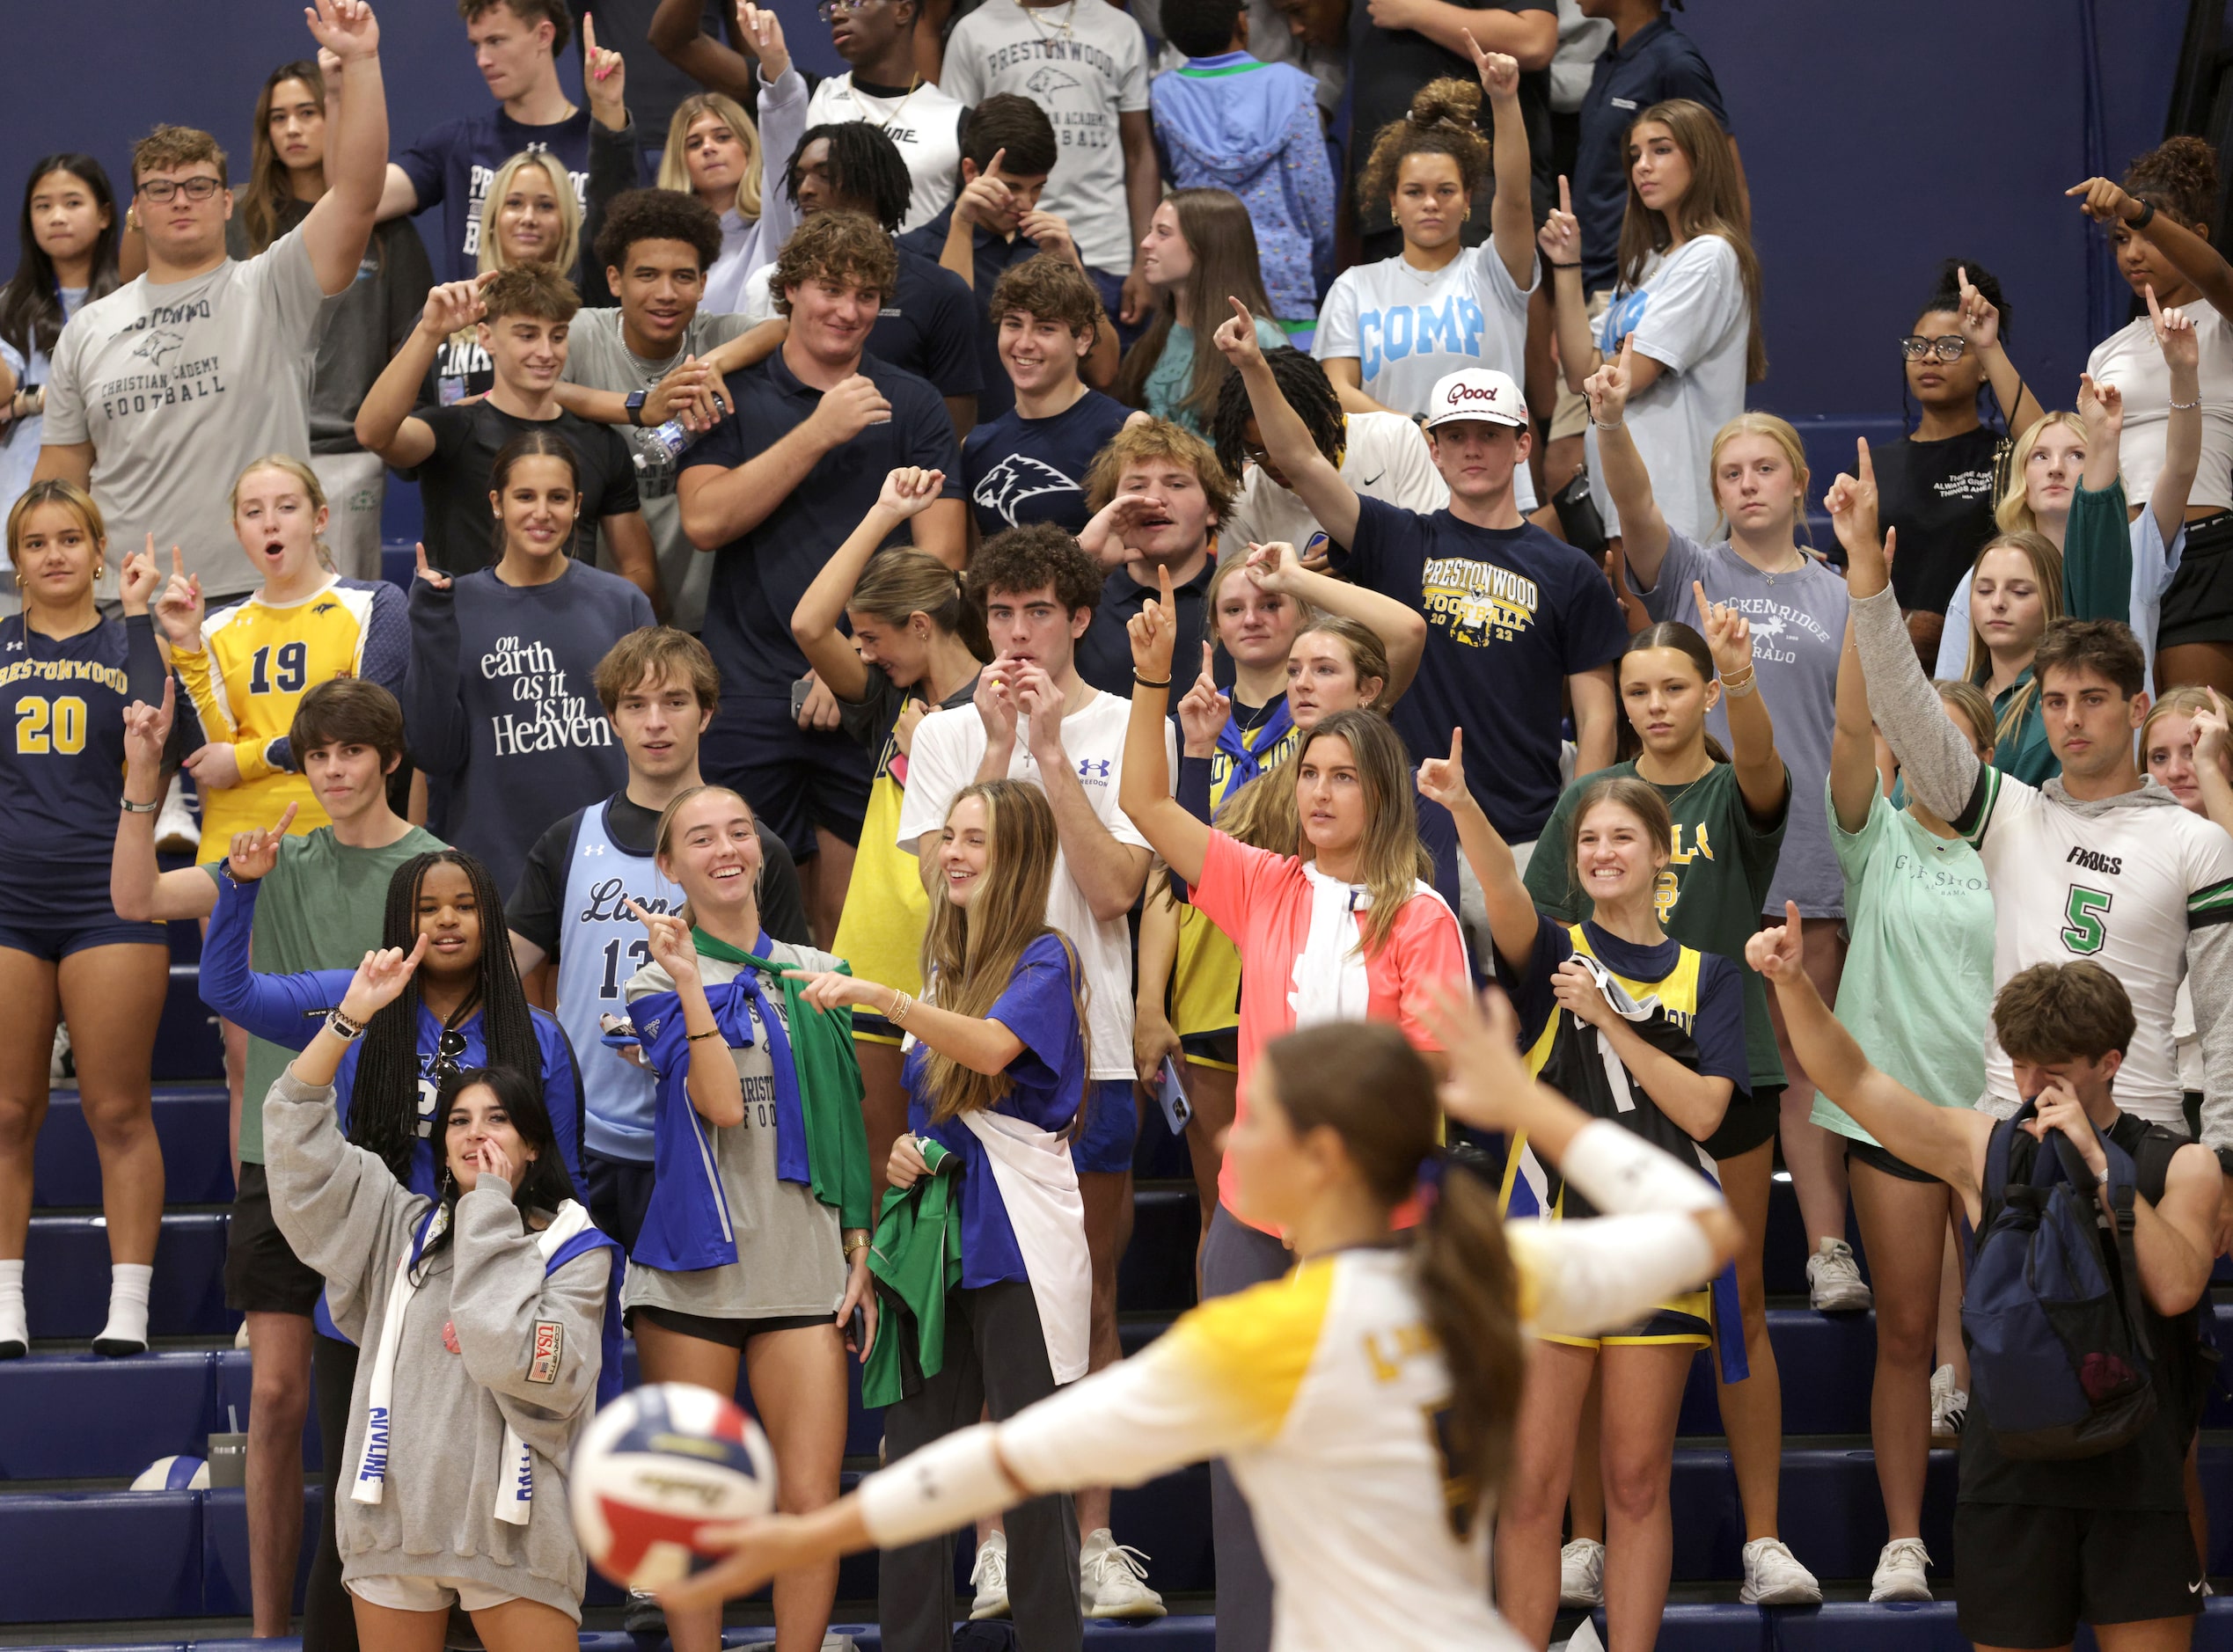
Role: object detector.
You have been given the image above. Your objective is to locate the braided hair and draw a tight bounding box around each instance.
[1212,347,1346,484]
[787,122,912,234]
[348,851,546,1188]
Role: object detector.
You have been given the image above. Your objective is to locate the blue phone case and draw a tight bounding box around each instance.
[1157,1056,1192,1135]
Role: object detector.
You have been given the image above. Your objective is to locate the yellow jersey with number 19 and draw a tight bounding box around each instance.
[174,575,410,853]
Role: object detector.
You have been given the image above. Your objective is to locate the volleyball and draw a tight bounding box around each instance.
[568,1382,779,1590]
[130,1455,210,1491]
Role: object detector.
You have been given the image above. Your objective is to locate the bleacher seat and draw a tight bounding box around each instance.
[33,1085,234,1209]
[24,1211,231,1338]
[199,1487,320,1618]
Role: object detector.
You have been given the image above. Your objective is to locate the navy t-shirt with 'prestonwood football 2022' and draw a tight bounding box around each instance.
[1331,494,1629,843]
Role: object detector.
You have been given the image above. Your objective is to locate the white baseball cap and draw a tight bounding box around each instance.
[1422,368,1528,431]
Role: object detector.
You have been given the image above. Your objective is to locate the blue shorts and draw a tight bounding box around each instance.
[1073,1077,1138,1175]
[0,860,165,961]
[699,695,874,854]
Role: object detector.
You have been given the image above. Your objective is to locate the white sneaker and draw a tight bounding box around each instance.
[1869,1538,1932,1602]
[1929,1363,1968,1443]
[1080,1527,1166,1619]
[1805,1237,1873,1312]
[1739,1538,1822,1605]
[968,1530,1010,1621]
[49,1024,70,1087]
[234,1319,251,1349]
[155,774,201,856]
[1559,1537,1605,1607]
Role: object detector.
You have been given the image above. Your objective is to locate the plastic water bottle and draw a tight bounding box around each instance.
[632,415,696,474]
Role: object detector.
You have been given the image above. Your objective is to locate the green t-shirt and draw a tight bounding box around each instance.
[206,823,447,1162]
[1526,760,1789,1091]
[1817,773,1995,1142]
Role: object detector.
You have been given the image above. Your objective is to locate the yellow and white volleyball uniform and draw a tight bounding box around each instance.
[856,1121,1722,1652]
[1169,707,1302,1057]
[173,575,409,852]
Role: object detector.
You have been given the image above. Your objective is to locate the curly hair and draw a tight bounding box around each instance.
[1212,347,1343,481]
[962,94,1058,178]
[1915,256,2014,340]
[787,123,912,233]
[481,261,580,323]
[968,523,1103,616]
[2123,135,2220,235]
[593,186,724,278]
[989,252,1103,337]
[771,210,898,317]
[1083,418,1236,525]
[1358,78,1490,210]
[1162,0,1245,59]
[132,125,228,188]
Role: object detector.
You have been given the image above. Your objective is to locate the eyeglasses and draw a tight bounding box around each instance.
[1900,334,1967,363]
[815,0,878,18]
[138,176,223,204]
[435,1027,469,1080]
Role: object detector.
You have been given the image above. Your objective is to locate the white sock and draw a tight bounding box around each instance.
[96,1262,152,1350]
[0,1259,26,1349]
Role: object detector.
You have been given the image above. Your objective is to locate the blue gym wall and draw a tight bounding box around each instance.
[0,0,2194,428]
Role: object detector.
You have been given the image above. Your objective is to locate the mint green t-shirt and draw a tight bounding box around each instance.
[207,823,446,1163]
[1815,772,1994,1144]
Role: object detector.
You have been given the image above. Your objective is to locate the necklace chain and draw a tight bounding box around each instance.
[1021,0,1078,41]
[847,73,923,131]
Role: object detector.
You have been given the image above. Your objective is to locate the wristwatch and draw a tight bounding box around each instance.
[624,389,649,427]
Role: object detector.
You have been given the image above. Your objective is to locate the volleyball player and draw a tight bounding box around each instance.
[660,987,1741,1652]
[1838,444,2233,1228]
[0,484,166,1358]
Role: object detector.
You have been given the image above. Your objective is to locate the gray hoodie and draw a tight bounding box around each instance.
[263,1070,608,1617]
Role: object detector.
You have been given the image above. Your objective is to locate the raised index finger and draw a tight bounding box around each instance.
[1855,434,1873,484]
[582,11,597,55]
[1558,173,1571,215]
[2146,281,2165,327]
[1159,561,1175,606]
[1692,579,1711,628]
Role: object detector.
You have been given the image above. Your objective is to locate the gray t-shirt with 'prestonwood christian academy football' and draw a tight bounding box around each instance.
[560,306,755,634]
[42,227,326,605]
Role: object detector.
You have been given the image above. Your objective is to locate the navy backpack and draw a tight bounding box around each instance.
[1962,1102,2158,1460]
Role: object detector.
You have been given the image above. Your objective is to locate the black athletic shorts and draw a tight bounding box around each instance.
[2156,510,2233,651]
[1955,1502,2202,1647]
[1706,1082,1783,1161]
[224,1163,322,1317]
[1845,1134,1939,1185]
[626,1304,833,1348]
[1179,1029,1239,1070]
[584,1150,655,1258]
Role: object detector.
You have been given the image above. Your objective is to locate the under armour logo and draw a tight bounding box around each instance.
[1079,758,1111,780]
[583,844,605,856]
